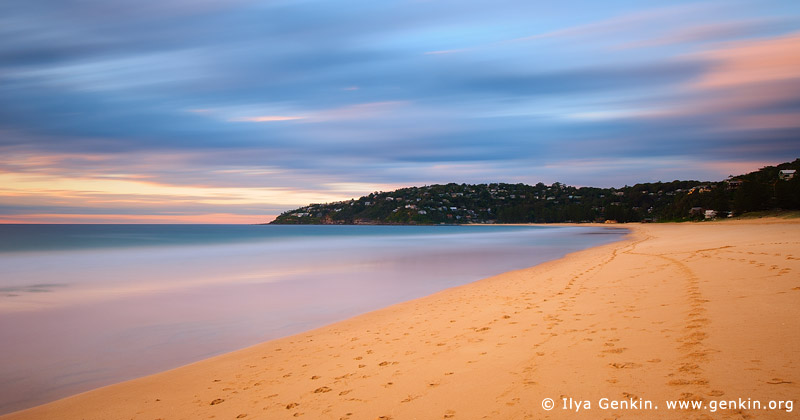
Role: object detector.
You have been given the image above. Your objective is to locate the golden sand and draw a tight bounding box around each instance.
[4,220,799,419]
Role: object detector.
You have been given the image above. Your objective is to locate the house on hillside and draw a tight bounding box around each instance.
[689,185,712,194]
[726,179,743,189]
[779,169,796,180]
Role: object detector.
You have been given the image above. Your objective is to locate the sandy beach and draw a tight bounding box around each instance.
[3,219,799,420]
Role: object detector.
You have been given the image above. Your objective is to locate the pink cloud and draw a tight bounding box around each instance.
[600,32,800,129]
[0,213,275,224]
[673,31,800,130]
[691,31,800,90]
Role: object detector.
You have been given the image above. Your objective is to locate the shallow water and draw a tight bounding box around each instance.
[0,224,625,414]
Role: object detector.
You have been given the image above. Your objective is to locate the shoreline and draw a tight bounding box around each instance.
[0,224,620,415]
[4,219,799,419]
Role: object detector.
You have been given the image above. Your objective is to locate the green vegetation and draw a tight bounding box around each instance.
[270,159,800,224]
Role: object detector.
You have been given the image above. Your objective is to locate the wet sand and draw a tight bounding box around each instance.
[3,219,799,419]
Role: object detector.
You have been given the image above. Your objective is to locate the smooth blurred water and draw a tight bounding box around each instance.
[0,224,625,414]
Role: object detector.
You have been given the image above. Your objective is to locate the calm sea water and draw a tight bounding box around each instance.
[0,224,626,414]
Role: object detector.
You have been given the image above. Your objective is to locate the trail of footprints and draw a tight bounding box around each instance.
[621,241,720,416]
[659,253,717,405]
[178,234,796,419]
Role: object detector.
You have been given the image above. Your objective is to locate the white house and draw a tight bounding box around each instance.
[779,169,796,180]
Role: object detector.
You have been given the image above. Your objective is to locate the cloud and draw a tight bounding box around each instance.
[221,101,410,125]
[615,19,788,50]
[459,61,706,96]
[308,101,409,122]
[1,0,800,222]
[424,48,470,55]
[229,116,306,122]
[0,213,273,224]
[541,31,800,134]
[727,113,800,131]
[621,31,800,130]
[507,3,716,43]
[691,31,800,90]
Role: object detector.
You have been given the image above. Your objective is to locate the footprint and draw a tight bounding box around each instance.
[401,395,419,403]
[210,399,224,405]
[609,362,638,369]
[766,378,792,385]
[678,393,704,402]
[668,379,709,386]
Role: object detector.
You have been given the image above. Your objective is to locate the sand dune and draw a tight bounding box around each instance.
[3,220,799,419]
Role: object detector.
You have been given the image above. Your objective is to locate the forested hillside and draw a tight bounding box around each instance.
[271,159,800,224]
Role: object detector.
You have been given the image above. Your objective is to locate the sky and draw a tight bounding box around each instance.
[1,0,800,223]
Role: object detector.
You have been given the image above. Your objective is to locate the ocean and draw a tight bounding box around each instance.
[0,224,625,414]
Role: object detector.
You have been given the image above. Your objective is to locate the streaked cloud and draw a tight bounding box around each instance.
[691,31,800,89]
[508,3,715,43]
[615,19,787,50]
[229,116,306,122]
[424,48,470,55]
[1,0,799,223]
[728,112,800,130]
[0,213,272,224]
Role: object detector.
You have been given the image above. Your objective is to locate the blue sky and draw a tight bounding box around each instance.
[1,0,799,222]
